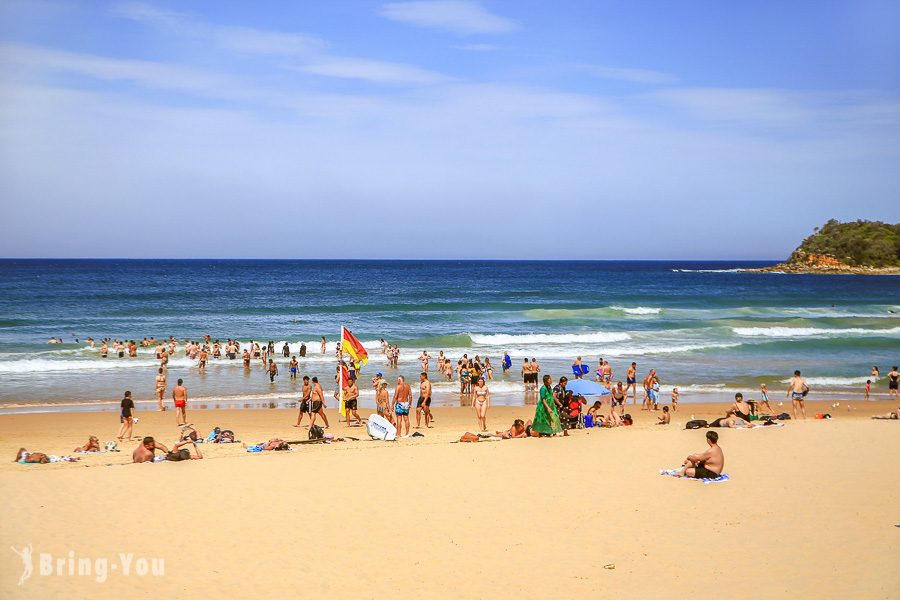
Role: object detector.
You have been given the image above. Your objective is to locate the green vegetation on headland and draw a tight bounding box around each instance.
[750,219,900,274]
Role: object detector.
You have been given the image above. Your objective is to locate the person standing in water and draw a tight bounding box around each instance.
[321,336,326,354]
[888,366,900,401]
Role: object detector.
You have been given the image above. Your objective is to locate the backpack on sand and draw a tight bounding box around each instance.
[685,419,708,430]
[309,425,324,441]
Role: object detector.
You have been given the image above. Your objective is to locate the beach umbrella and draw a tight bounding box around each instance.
[565,379,610,397]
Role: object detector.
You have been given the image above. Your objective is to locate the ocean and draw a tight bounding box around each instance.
[0,259,897,413]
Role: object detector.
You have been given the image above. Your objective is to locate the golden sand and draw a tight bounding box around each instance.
[1,400,898,599]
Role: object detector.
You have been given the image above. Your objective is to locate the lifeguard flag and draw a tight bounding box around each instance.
[341,327,369,366]
[339,363,350,417]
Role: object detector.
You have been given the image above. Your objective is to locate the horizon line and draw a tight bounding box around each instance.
[0,257,785,262]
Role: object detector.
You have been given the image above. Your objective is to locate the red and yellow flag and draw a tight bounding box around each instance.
[341,327,369,366]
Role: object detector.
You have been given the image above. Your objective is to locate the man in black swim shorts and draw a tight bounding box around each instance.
[416,372,433,428]
[674,430,724,479]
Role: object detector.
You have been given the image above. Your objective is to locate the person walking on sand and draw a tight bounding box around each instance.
[759,383,773,413]
[532,375,562,436]
[393,375,412,437]
[416,372,433,428]
[154,367,167,411]
[173,378,188,426]
[295,376,312,427]
[472,376,490,431]
[309,377,330,429]
[343,378,362,426]
[116,391,136,441]
[787,370,809,419]
[673,430,724,479]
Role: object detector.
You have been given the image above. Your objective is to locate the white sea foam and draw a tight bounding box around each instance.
[732,326,900,338]
[610,306,662,315]
[470,332,631,346]
[779,376,872,387]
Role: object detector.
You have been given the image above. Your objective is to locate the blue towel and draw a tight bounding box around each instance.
[659,469,730,484]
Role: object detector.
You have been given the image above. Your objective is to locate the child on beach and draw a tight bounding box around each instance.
[760,384,773,413]
[865,380,871,401]
[671,387,679,412]
[657,406,670,425]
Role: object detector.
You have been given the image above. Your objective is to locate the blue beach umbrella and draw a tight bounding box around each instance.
[565,379,610,397]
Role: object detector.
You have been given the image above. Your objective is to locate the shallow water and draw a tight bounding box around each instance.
[0,259,897,412]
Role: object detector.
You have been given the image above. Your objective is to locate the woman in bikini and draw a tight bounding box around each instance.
[472,377,490,431]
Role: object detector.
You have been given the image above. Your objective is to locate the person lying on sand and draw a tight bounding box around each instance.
[494,419,532,439]
[674,431,724,479]
[871,407,900,420]
[74,436,100,452]
[243,439,290,451]
[164,440,203,461]
[133,436,169,463]
[15,449,80,464]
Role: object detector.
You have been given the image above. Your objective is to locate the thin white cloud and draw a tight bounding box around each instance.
[583,65,676,85]
[648,88,900,128]
[380,1,517,34]
[113,1,325,56]
[456,43,497,51]
[112,1,450,85]
[299,58,450,85]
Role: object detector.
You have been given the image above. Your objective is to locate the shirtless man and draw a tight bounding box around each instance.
[198,348,208,372]
[416,372,433,428]
[343,378,362,426]
[289,356,299,380]
[172,378,188,426]
[309,377,330,429]
[242,349,251,368]
[626,362,637,403]
[530,358,541,391]
[295,376,312,427]
[154,367,167,411]
[610,381,626,417]
[786,370,809,419]
[393,375,412,437]
[674,431,724,479]
[133,436,169,463]
[267,359,278,383]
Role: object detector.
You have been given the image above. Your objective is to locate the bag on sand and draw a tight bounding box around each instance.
[309,425,324,441]
[685,419,708,430]
[777,413,791,420]
[366,413,397,441]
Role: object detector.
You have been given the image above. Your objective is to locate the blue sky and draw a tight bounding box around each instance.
[0,0,898,259]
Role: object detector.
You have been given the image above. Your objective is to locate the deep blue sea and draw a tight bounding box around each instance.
[0,259,897,413]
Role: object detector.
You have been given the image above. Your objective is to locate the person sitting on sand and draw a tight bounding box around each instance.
[133,436,169,463]
[74,436,100,452]
[673,431,724,478]
[657,406,670,425]
[726,392,753,420]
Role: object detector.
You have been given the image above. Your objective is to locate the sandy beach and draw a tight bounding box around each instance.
[1,400,898,599]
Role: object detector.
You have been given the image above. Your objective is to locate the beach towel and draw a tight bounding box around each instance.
[659,469,730,484]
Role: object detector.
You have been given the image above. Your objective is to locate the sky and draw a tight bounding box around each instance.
[0,0,898,260]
